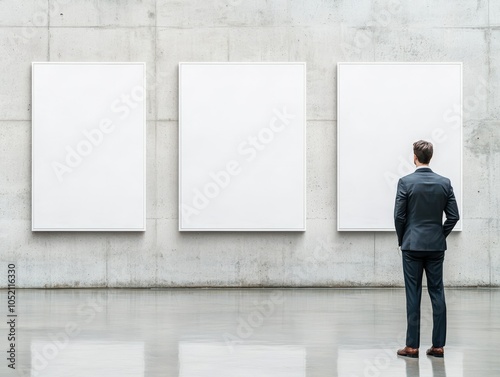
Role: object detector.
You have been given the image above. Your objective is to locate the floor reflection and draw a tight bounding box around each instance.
[179,342,305,377]
[338,348,462,377]
[0,288,496,376]
[31,341,144,377]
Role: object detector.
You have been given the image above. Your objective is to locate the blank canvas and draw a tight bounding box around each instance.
[179,63,306,231]
[32,62,146,231]
[337,63,462,231]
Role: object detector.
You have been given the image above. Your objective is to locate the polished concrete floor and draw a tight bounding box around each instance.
[0,288,498,376]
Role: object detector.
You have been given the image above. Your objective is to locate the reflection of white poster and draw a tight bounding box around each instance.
[32,63,146,231]
[179,63,306,231]
[31,341,144,377]
[179,342,306,377]
[337,63,462,231]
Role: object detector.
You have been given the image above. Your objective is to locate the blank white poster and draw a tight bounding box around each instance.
[32,63,146,231]
[179,63,306,231]
[337,63,462,231]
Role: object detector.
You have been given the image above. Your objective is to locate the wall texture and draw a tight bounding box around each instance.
[0,0,498,287]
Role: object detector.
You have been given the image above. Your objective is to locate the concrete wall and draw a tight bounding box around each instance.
[1,0,498,287]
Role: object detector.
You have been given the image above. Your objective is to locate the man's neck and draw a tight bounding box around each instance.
[415,164,429,169]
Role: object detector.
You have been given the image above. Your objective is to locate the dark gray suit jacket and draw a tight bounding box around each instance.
[394,167,460,251]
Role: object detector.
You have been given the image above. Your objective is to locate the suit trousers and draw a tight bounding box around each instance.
[402,250,447,349]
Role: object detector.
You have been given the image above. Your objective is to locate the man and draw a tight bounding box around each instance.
[394,140,460,359]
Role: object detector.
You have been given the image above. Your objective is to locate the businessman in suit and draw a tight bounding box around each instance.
[394,140,460,359]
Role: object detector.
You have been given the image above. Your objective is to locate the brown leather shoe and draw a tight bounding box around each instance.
[426,346,444,358]
[397,346,419,358]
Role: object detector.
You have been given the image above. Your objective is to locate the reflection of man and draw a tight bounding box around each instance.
[394,140,460,358]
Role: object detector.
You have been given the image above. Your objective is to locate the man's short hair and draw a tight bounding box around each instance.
[413,140,433,164]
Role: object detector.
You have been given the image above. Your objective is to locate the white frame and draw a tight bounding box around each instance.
[32,62,147,231]
[179,62,307,231]
[337,62,463,231]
